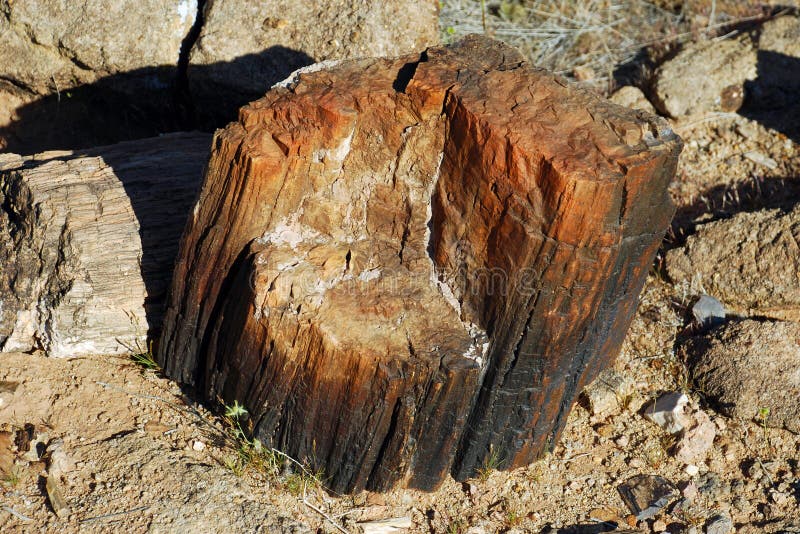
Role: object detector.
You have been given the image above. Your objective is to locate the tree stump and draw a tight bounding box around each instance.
[158,36,682,493]
[0,132,210,356]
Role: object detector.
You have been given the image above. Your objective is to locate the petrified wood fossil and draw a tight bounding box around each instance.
[158,36,681,492]
[0,133,210,356]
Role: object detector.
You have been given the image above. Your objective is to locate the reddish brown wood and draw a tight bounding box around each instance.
[158,36,682,493]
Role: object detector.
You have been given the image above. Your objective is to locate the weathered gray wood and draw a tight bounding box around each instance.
[0,132,210,357]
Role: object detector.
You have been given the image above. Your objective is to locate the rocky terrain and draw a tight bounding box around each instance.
[1,1,800,533]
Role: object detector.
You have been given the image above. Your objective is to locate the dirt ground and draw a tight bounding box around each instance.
[2,2,800,534]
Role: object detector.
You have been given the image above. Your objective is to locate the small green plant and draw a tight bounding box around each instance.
[498,1,527,23]
[476,445,503,482]
[130,340,160,371]
[2,465,24,487]
[221,400,324,494]
[225,400,248,420]
[505,509,523,528]
[446,518,468,534]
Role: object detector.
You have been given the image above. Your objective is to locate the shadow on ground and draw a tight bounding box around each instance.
[740,50,800,144]
[0,46,315,155]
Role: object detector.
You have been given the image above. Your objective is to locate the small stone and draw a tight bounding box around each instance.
[691,295,726,329]
[610,86,657,114]
[629,457,645,469]
[573,65,596,81]
[643,392,690,434]
[589,507,619,523]
[144,421,171,435]
[618,474,679,520]
[652,519,667,532]
[704,513,732,534]
[616,435,630,448]
[596,423,614,438]
[681,481,699,500]
[744,150,778,170]
[192,440,206,452]
[770,489,791,505]
[584,369,636,419]
[685,464,699,476]
[674,409,716,464]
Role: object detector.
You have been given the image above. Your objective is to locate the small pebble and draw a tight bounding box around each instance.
[685,464,699,476]
[192,440,206,452]
[652,519,667,532]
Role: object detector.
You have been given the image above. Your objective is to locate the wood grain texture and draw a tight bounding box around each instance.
[158,36,682,493]
[0,132,210,356]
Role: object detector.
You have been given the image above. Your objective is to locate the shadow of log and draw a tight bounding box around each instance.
[0,46,315,155]
[740,50,800,144]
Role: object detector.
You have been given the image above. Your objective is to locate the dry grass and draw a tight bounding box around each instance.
[440,0,772,93]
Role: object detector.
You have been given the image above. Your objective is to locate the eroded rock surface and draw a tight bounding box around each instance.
[158,36,681,493]
[652,37,757,117]
[684,319,800,433]
[667,205,800,321]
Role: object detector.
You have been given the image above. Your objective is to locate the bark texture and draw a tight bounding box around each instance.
[158,36,682,493]
[0,133,210,357]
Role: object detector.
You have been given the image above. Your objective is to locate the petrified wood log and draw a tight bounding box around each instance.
[158,36,681,493]
[0,133,210,356]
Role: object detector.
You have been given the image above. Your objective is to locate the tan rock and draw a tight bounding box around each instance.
[666,205,800,321]
[610,86,657,114]
[684,319,800,433]
[652,37,757,117]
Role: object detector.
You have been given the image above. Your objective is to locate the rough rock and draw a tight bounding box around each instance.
[0,132,210,357]
[610,86,657,114]
[691,295,726,329]
[617,474,678,520]
[704,513,733,534]
[157,36,681,493]
[652,37,757,117]
[583,368,636,419]
[643,392,690,434]
[0,0,195,97]
[188,0,440,121]
[673,409,716,464]
[683,319,800,433]
[666,205,800,321]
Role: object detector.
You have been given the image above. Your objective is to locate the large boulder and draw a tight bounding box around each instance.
[651,37,757,117]
[0,0,195,96]
[187,0,440,121]
[666,205,800,321]
[683,319,800,433]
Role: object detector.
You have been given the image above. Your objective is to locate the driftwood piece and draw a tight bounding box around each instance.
[158,36,682,493]
[0,132,210,356]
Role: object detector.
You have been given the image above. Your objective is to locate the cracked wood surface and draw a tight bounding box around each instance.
[0,132,210,356]
[158,36,682,493]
